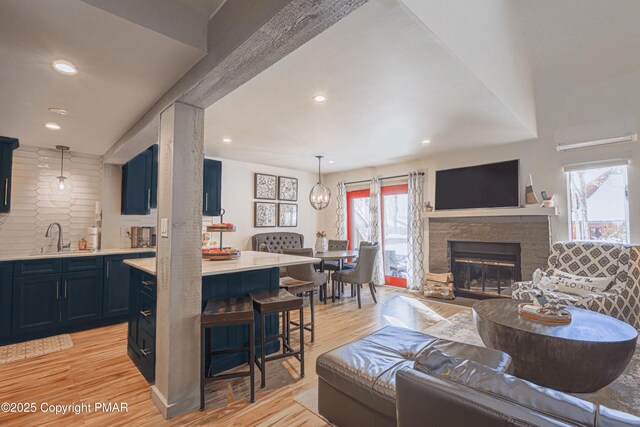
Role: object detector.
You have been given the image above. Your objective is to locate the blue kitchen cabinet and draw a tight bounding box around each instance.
[121,148,153,215]
[0,136,19,213]
[103,254,140,319]
[61,270,103,326]
[128,269,156,382]
[203,159,222,216]
[150,144,158,209]
[12,274,61,335]
[0,262,12,339]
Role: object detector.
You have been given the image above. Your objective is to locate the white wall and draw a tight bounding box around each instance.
[0,146,103,256]
[204,157,321,251]
[102,156,322,250]
[320,133,640,271]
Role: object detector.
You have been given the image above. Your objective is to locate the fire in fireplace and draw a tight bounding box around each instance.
[449,241,521,298]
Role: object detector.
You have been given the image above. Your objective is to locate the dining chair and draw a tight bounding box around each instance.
[332,244,380,309]
[282,248,328,333]
[312,239,353,299]
[342,241,375,297]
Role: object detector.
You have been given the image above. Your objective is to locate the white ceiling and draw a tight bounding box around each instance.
[514,0,640,92]
[177,0,226,19]
[204,0,640,173]
[0,0,207,154]
[203,0,538,173]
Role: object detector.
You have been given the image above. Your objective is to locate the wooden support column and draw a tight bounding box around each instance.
[151,101,204,418]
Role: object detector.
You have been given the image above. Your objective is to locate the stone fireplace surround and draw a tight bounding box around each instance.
[428,216,551,282]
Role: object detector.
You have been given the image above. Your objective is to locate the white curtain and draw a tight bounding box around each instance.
[369,177,385,285]
[335,181,347,239]
[407,171,425,290]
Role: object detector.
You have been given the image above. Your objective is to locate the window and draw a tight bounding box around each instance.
[567,165,629,243]
[346,185,409,287]
[347,190,370,250]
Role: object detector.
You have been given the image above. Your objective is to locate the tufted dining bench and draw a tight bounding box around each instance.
[251,232,304,253]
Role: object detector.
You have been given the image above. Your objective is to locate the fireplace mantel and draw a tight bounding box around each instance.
[423,205,558,219]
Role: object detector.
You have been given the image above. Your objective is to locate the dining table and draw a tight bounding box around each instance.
[314,249,359,302]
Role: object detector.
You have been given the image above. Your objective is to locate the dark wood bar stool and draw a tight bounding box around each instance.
[280,276,318,342]
[250,289,304,388]
[200,297,255,410]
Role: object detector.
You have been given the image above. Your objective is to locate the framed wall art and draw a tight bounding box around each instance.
[254,173,277,200]
[278,176,298,201]
[278,203,298,227]
[254,202,276,227]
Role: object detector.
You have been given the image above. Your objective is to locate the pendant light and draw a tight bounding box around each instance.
[55,145,69,190]
[309,155,331,210]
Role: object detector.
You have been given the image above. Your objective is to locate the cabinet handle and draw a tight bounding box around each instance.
[56,282,59,300]
[141,280,154,288]
[140,310,152,318]
[147,188,151,209]
[3,178,7,206]
[205,193,208,212]
[64,280,68,298]
[140,348,152,357]
[106,261,110,278]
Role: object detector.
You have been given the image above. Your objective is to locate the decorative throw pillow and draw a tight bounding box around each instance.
[552,269,614,297]
[532,268,557,292]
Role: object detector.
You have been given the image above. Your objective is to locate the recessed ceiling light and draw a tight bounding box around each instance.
[329,160,335,164]
[422,139,431,144]
[48,107,68,115]
[45,122,61,130]
[52,60,78,76]
[222,138,232,144]
[313,94,327,103]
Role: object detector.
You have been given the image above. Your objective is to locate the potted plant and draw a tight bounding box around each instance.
[315,231,328,253]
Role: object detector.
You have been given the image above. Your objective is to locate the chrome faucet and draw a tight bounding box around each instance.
[45,222,71,252]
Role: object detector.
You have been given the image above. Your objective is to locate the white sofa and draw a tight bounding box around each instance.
[512,241,640,329]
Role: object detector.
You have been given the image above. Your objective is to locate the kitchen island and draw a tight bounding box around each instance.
[124,251,319,382]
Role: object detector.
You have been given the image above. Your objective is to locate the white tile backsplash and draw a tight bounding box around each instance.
[0,146,103,256]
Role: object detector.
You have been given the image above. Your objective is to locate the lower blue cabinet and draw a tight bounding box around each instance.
[62,270,103,326]
[103,254,139,319]
[2,253,150,344]
[128,270,156,382]
[0,262,13,339]
[12,274,61,335]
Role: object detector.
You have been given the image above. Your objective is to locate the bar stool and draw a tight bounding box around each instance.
[250,289,304,388]
[200,297,255,410]
[280,276,318,342]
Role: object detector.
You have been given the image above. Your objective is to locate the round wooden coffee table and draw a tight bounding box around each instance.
[472,299,638,392]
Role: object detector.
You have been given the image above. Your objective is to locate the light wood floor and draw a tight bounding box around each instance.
[0,286,465,427]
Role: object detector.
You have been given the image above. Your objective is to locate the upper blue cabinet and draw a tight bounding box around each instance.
[122,148,221,216]
[203,159,222,216]
[0,136,19,213]
[121,145,156,215]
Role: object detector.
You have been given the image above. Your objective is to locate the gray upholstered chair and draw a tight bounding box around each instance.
[315,239,352,272]
[282,248,328,341]
[252,232,304,253]
[332,244,380,309]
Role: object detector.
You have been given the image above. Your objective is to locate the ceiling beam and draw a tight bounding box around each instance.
[103,0,367,164]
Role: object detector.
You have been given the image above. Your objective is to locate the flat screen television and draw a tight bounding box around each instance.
[435,160,519,210]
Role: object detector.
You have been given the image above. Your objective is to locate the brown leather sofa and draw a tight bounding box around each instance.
[317,326,640,427]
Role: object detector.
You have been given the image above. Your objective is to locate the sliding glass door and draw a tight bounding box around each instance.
[381,185,408,287]
[346,185,409,287]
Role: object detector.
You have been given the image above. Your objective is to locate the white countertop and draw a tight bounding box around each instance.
[124,250,320,277]
[0,248,156,262]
